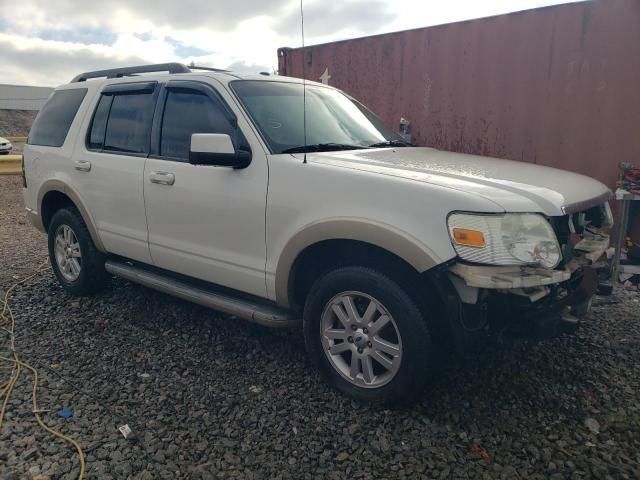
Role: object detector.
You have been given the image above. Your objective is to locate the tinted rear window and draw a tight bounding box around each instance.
[28,89,87,147]
[103,93,155,154]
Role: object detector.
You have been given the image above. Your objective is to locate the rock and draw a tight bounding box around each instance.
[584,418,601,434]
[526,445,541,460]
[166,444,179,456]
[22,448,38,460]
[380,436,391,453]
[153,451,166,463]
[336,452,349,462]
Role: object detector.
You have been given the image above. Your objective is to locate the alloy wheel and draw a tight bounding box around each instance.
[53,224,82,282]
[320,291,402,388]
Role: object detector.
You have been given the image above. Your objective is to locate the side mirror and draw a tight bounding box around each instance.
[189,133,251,168]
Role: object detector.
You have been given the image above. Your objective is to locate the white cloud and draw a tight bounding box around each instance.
[0,33,148,86]
[0,0,585,86]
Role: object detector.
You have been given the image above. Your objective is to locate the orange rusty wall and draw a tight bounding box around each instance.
[278,0,640,190]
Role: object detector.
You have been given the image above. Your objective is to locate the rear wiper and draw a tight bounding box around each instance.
[281,143,369,154]
[368,140,413,148]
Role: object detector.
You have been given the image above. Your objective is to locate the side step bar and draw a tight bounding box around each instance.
[105,260,299,328]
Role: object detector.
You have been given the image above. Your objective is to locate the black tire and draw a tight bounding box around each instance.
[48,207,108,296]
[303,266,435,404]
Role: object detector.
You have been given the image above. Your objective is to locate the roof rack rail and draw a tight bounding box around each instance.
[188,65,230,73]
[70,63,191,83]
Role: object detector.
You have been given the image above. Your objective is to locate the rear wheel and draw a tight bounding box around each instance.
[48,207,107,296]
[303,266,435,403]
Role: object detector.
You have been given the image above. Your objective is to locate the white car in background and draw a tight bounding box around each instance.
[0,137,13,154]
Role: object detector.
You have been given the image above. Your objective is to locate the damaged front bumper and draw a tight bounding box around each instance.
[445,229,610,342]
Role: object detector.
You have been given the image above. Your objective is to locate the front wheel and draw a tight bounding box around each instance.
[303,266,435,403]
[48,207,107,296]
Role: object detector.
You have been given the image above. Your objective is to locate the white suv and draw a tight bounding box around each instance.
[23,63,613,403]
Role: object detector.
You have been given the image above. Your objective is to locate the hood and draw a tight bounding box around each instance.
[307,147,611,216]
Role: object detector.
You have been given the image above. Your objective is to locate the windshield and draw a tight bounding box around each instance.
[230,80,404,154]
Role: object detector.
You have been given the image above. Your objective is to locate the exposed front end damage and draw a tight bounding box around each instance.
[444,201,612,345]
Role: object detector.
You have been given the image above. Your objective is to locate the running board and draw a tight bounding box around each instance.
[104,260,299,328]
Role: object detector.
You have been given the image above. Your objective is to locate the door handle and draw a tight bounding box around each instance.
[74,160,91,172]
[149,171,175,186]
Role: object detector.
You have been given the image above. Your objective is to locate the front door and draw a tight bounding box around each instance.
[144,80,268,298]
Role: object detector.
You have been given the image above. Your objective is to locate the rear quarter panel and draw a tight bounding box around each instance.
[23,84,100,229]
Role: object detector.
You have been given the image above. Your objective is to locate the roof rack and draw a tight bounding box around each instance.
[188,65,230,73]
[71,63,193,83]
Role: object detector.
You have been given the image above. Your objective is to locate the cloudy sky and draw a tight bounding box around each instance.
[0,0,583,86]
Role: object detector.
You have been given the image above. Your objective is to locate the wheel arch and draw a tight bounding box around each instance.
[38,179,106,252]
[275,218,443,309]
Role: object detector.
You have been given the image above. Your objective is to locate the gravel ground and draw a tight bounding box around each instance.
[1,175,639,479]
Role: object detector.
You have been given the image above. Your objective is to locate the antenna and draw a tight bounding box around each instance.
[300,0,307,164]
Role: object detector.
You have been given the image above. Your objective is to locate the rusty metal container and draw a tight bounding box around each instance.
[278,0,640,190]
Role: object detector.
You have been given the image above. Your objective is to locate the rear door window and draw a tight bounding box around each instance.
[87,95,112,150]
[160,89,234,160]
[28,89,87,147]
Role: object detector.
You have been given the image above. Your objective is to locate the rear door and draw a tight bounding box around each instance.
[74,82,158,263]
[144,80,268,297]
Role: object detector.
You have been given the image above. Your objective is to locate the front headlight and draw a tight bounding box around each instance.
[447,213,562,268]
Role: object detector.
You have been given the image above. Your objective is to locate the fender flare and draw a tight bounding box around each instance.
[274,217,442,307]
[37,179,106,252]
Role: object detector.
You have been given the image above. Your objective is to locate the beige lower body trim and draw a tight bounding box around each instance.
[274,218,441,307]
[25,208,45,233]
[37,179,106,252]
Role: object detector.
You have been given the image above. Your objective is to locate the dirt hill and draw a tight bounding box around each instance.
[0,110,37,137]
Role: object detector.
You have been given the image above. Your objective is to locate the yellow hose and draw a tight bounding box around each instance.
[0,260,86,479]
[0,354,86,477]
[0,357,20,430]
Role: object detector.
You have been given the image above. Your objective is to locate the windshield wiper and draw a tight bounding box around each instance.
[281,143,369,154]
[368,140,413,148]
